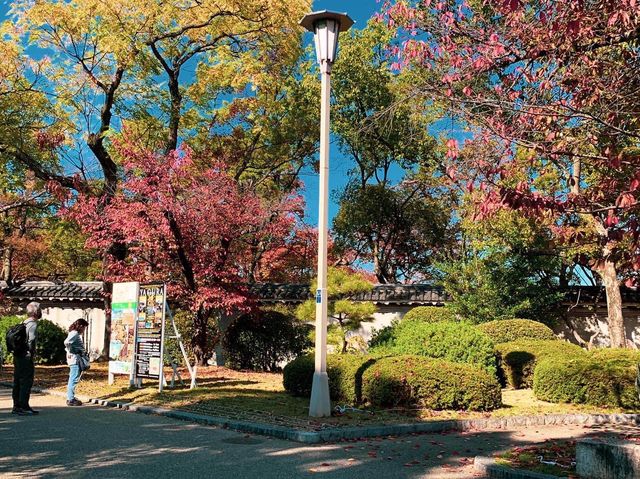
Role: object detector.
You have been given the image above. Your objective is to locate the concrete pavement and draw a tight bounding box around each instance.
[2,388,637,479]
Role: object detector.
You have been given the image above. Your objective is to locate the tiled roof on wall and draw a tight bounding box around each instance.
[250,283,448,305]
[4,281,639,307]
[1,281,103,302]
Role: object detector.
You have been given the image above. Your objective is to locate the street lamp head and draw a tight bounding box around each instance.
[300,10,354,69]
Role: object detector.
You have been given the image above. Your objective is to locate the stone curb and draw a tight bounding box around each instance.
[3,382,640,444]
[474,456,563,479]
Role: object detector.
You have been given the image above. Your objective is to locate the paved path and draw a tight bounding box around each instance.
[2,388,637,479]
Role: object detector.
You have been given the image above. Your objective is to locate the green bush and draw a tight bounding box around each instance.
[0,315,22,362]
[0,316,66,365]
[402,306,456,323]
[533,352,640,409]
[34,319,67,365]
[478,319,556,344]
[496,340,585,389]
[368,320,398,349]
[361,355,502,411]
[223,310,311,372]
[282,353,378,403]
[589,348,640,364]
[371,320,497,376]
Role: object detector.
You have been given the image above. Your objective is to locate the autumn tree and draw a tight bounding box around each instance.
[2,0,316,353]
[384,0,640,347]
[71,137,303,364]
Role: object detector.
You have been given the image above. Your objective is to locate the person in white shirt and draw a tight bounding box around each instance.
[64,318,88,406]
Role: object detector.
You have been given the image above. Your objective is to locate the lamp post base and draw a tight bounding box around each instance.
[309,371,331,417]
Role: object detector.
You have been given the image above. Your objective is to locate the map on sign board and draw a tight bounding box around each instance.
[109,282,139,376]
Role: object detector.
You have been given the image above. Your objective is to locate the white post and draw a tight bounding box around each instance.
[309,60,332,418]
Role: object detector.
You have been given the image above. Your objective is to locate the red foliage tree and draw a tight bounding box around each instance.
[70,137,305,363]
[384,0,640,347]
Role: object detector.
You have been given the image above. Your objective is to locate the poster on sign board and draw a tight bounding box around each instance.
[135,283,166,379]
[109,282,139,377]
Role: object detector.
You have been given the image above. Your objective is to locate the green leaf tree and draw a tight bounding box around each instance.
[296,267,376,354]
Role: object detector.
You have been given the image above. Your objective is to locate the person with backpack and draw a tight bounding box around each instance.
[64,318,89,406]
[10,302,41,416]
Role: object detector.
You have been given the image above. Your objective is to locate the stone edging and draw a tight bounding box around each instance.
[3,382,640,444]
[474,456,563,479]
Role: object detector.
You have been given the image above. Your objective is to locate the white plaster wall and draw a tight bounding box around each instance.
[42,306,106,358]
[554,309,640,349]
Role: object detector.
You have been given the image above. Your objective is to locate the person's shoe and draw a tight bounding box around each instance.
[24,407,39,415]
[11,407,23,415]
[16,409,34,416]
[66,398,83,406]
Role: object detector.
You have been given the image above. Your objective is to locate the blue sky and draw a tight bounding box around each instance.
[0,0,383,226]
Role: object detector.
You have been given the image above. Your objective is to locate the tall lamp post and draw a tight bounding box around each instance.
[300,10,354,418]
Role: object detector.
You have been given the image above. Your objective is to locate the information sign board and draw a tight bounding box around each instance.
[135,283,166,379]
[109,282,139,377]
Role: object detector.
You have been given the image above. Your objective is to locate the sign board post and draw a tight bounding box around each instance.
[109,282,139,386]
[135,283,167,392]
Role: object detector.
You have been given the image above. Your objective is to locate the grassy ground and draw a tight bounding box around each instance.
[495,440,578,477]
[1,363,637,430]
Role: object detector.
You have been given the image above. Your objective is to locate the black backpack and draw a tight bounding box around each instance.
[6,323,27,354]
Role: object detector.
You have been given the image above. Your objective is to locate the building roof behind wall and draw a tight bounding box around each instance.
[250,283,448,305]
[3,281,639,308]
[1,281,103,302]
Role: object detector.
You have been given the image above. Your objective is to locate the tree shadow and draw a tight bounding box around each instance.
[3,394,637,479]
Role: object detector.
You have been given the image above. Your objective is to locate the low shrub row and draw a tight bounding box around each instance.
[533,350,640,409]
[282,354,378,404]
[283,353,502,411]
[495,340,585,389]
[361,356,502,411]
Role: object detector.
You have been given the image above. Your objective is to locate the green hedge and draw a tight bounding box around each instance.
[372,320,497,376]
[361,355,502,411]
[0,316,66,365]
[282,354,377,404]
[35,319,67,365]
[533,352,640,409]
[478,319,556,344]
[495,340,585,389]
[402,306,456,323]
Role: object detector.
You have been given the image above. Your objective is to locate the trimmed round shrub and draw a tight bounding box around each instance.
[496,340,585,389]
[402,306,456,323]
[34,319,67,365]
[373,320,497,376]
[478,319,556,344]
[361,355,502,411]
[533,353,640,409]
[282,353,378,403]
[223,311,312,372]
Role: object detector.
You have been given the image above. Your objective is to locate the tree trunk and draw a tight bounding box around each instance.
[1,245,12,283]
[597,260,627,348]
[192,307,210,366]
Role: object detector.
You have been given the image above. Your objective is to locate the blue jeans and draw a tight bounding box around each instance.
[67,365,81,401]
